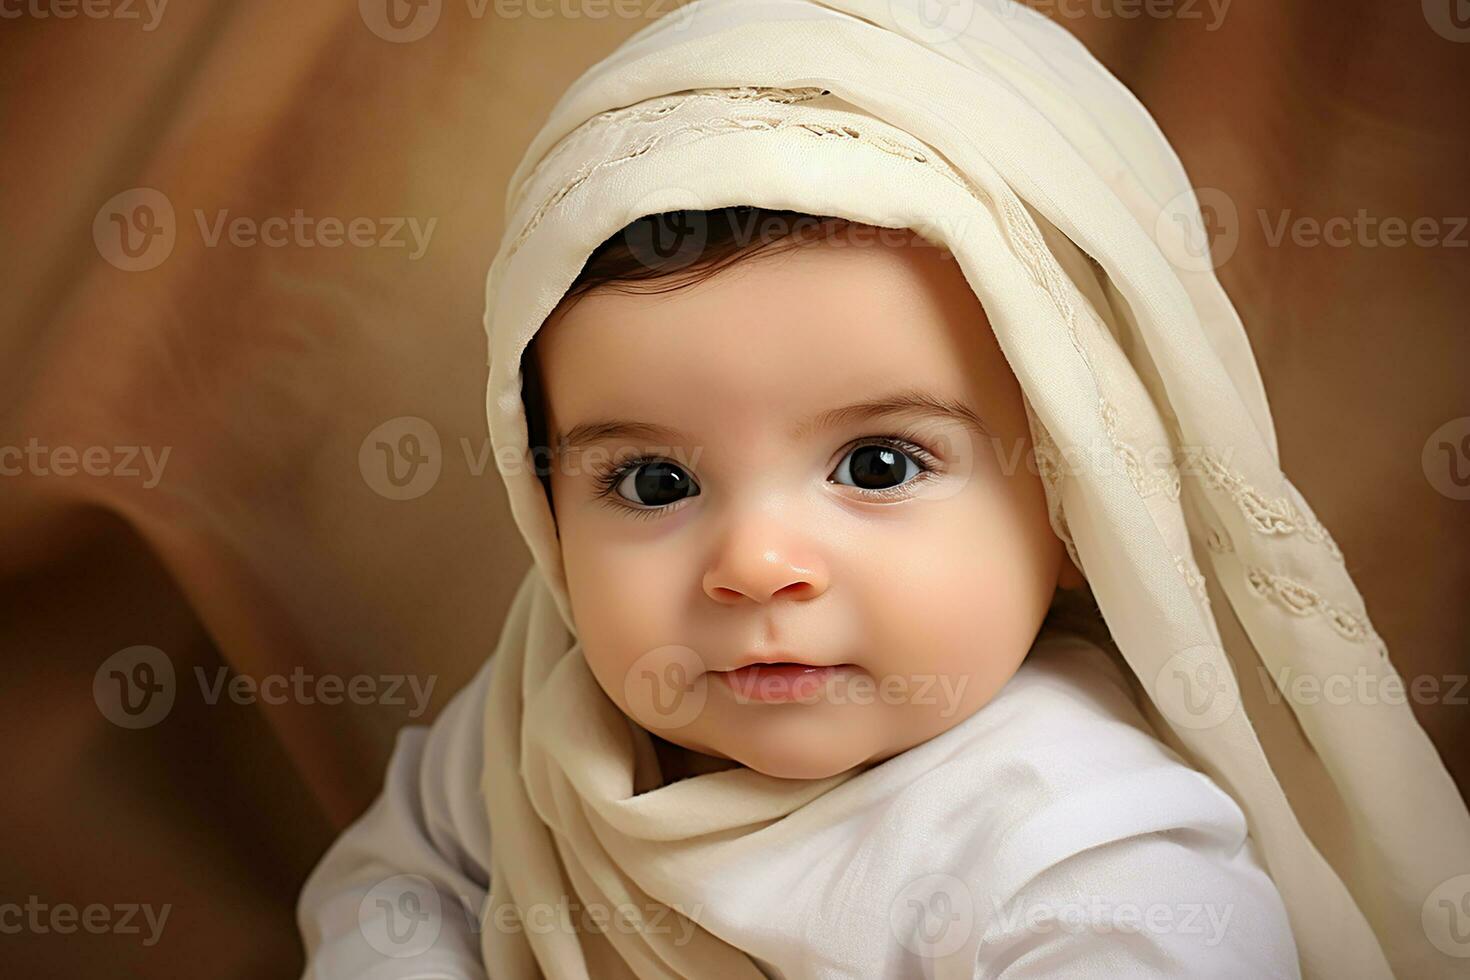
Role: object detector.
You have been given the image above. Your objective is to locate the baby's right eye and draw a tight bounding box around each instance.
[605,459,700,509]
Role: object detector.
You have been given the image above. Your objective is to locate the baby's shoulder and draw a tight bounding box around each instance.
[915,632,1253,892]
[977,629,1154,735]
[929,633,1300,976]
[966,629,1215,783]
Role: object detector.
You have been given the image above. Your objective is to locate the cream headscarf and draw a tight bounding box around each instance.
[478,1,1470,977]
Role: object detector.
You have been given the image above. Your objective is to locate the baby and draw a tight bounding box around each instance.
[527,208,1089,786]
[298,208,1300,978]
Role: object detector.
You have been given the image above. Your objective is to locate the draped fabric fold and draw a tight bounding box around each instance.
[476,1,1470,976]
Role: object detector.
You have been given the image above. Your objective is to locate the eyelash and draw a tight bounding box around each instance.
[588,430,945,518]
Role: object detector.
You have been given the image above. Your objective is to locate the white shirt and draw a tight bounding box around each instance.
[297,636,1300,979]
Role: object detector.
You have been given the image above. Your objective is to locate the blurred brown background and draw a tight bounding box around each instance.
[1,1,1466,976]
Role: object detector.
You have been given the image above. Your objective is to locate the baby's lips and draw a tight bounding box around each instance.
[713,662,855,704]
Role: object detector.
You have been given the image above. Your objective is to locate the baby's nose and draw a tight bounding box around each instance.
[702,530,829,606]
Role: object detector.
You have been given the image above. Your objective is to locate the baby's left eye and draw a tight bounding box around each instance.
[830,443,926,492]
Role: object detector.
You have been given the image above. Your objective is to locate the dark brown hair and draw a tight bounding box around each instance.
[521,207,855,505]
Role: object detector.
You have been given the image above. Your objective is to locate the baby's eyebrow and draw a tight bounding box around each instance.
[793,388,991,442]
[556,419,683,454]
[555,388,989,455]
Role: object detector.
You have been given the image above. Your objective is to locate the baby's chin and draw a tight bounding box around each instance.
[703,716,897,782]
[737,750,876,782]
[648,694,993,782]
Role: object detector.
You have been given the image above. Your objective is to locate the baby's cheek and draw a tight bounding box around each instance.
[873,517,1044,715]
[564,546,688,708]
[912,582,1027,711]
[856,588,1019,754]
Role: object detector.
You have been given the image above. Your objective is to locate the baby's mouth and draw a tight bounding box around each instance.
[712,662,856,704]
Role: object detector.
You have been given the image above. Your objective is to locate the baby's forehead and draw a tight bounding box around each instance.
[535,235,1023,441]
[539,230,978,357]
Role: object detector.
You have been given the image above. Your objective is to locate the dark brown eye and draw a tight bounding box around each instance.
[615,461,700,507]
[831,444,921,491]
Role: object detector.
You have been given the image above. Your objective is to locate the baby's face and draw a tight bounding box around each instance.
[537,229,1081,781]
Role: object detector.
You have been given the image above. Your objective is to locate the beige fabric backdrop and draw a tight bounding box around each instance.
[1,1,1465,976]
